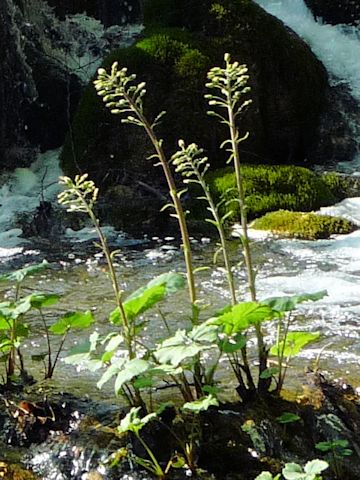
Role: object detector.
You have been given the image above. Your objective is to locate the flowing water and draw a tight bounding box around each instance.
[0,0,360,402]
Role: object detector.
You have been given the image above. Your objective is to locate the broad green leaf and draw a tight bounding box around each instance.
[276,412,301,424]
[304,460,329,475]
[0,260,49,283]
[124,284,166,322]
[105,333,124,352]
[182,394,219,413]
[155,328,214,366]
[270,331,320,357]
[282,463,304,480]
[263,291,327,313]
[29,293,60,309]
[212,302,278,335]
[50,311,94,334]
[110,272,185,324]
[255,473,276,480]
[118,406,156,435]
[115,358,150,394]
[97,359,126,389]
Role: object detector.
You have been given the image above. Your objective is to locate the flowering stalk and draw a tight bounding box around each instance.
[206,53,268,394]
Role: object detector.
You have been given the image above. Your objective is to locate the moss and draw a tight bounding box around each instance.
[321,172,349,200]
[61,27,212,184]
[252,210,355,240]
[204,165,336,221]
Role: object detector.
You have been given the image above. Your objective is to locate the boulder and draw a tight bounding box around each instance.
[47,0,142,26]
[62,0,328,197]
[305,0,360,25]
[0,0,37,168]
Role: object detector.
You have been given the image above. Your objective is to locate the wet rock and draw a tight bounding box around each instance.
[47,0,142,26]
[304,0,360,26]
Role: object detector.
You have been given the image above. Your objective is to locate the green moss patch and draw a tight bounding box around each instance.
[252,210,355,240]
[204,165,345,221]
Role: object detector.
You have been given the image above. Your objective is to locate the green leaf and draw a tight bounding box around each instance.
[29,293,60,309]
[155,324,216,367]
[0,260,49,283]
[218,333,246,353]
[118,407,156,435]
[255,473,276,480]
[276,412,301,424]
[282,463,305,480]
[263,291,327,313]
[97,359,126,389]
[182,394,219,413]
[260,367,279,379]
[124,284,166,322]
[50,311,94,334]
[110,272,185,324]
[270,331,320,357]
[212,302,278,335]
[115,358,151,394]
[304,460,329,475]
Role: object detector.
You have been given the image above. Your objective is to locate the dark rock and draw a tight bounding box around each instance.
[62,0,328,230]
[310,84,360,165]
[0,0,37,168]
[47,0,142,26]
[305,0,360,26]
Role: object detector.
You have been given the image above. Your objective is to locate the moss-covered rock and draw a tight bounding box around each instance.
[61,0,328,219]
[203,165,342,222]
[252,210,356,240]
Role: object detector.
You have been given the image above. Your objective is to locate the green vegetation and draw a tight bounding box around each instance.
[1,51,346,479]
[256,459,329,480]
[0,260,94,383]
[204,166,341,222]
[252,210,355,240]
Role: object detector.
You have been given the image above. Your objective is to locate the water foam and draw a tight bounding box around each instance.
[0,149,62,248]
[255,0,360,100]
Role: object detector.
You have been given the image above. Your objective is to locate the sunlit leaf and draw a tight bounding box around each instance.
[263,291,327,313]
[28,293,60,309]
[110,272,184,324]
[50,311,94,334]
[270,331,320,357]
[0,260,49,283]
[182,395,219,413]
[155,324,216,367]
[304,459,329,475]
[115,358,151,394]
[118,406,156,435]
[212,302,278,335]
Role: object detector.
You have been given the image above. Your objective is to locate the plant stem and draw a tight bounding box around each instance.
[125,94,197,317]
[39,308,52,378]
[136,433,165,479]
[226,79,268,391]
